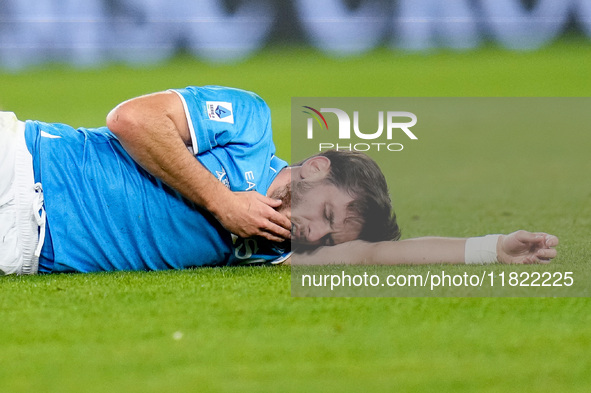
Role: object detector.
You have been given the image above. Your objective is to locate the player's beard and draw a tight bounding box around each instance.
[269,179,324,247]
[269,179,315,214]
[270,182,291,211]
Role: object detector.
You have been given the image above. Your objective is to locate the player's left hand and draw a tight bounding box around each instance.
[497,230,559,264]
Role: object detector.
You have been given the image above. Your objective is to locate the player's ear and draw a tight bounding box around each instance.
[300,156,331,181]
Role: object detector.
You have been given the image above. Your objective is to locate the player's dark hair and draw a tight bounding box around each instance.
[305,150,401,243]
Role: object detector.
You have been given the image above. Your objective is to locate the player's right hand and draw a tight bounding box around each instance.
[214,191,291,242]
[497,230,559,264]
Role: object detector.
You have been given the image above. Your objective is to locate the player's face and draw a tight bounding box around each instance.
[288,181,363,247]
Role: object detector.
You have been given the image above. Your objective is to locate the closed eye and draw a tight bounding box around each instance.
[324,204,334,227]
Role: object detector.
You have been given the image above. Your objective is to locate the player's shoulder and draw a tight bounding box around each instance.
[181,85,268,109]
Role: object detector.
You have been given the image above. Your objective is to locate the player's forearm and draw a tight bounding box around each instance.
[106,97,231,214]
[370,237,466,265]
[293,237,467,265]
[119,127,230,212]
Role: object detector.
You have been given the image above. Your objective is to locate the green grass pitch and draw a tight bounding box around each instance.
[1,41,591,392]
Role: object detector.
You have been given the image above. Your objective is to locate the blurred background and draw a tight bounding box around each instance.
[2,0,590,159]
[0,0,590,70]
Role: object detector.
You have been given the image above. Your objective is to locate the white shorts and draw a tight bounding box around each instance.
[0,112,44,275]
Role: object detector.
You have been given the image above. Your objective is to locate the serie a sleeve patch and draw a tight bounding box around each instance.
[206,101,234,124]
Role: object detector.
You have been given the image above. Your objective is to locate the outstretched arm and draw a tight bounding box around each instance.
[289,230,558,265]
[106,91,291,242]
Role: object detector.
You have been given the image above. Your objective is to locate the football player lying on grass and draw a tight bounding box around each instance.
[0,86,557,275]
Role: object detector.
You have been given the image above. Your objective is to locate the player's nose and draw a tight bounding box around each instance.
[307,221,330,243]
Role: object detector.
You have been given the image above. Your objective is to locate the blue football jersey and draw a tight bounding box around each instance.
[24,86,290,273]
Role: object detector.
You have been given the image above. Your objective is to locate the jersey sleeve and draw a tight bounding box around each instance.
[170,86,272,155]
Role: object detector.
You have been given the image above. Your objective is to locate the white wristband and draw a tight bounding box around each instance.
[464,235,501,264]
